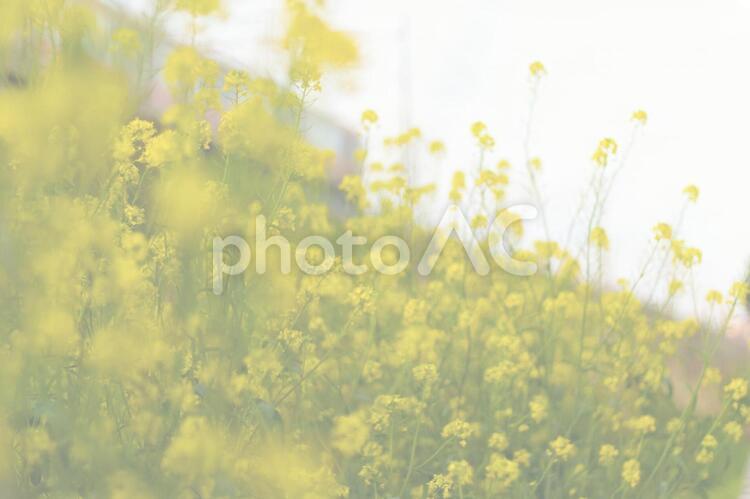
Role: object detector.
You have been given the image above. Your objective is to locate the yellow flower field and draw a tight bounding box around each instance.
[0,1,748,497]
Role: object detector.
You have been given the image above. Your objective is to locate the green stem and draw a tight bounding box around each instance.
[398,420,421,497]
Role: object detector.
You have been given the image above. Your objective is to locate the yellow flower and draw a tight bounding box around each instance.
[702,434,718,448]
[682,184,699,203]
[631,109,648,124]
[362,360,382,382]
[124,204,145,227]
[471,214,488,229]
[599,137,618,154]
[668,279,684,296]
[427,474,453,498]
[599,444,619,465]
[223,70,251,102]
[111,28,142,56]
[470,122,494,149]
[20,428,55,466]
[705,290,724,305]
[361,109,379,127]
[513,449,531,467]
[695,435,718,464]
[412,363,438,384]
[591,138,617,167]
[389,127,421,146]
[471,121,487,138]
[549,436,576,461]
[653,222,673,241]
[695,447,714,464]
[175,0,221,16]
[589,226,610,251]
[278,328,305,351]
[723,421,744,443]
[625,415,656,434]
[488,432,509,451]
[161,417,228,478]
[449,171,466,202]
[622,459,641,488]
[164,46,219,94]
[504,292,524,308]
[144,130,179,168]
[729,281,750,302]
[704,367,722,385]
[497,159,511,170]
[351,148,367,163]
[114,119,157,163]
[529,394,548,423]
[447,460,474,486]
[486,454,520,489]
[429,140,445,155]
[442,419,477,447]
[671,241,702,268]
[724,378,748,401]
[332,412,370,456]
[529,61,546,77]
[339,174,368,210]
[592,148,608,167]
[284,0,358,85]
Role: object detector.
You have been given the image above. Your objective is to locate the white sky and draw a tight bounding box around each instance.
[113,0,750,317]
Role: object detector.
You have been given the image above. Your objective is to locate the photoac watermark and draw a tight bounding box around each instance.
[213,204,538,294]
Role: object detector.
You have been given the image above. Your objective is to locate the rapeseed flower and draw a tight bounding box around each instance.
[622,459,641,488]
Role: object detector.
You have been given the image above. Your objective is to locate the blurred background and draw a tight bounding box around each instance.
[102,0,750,321]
